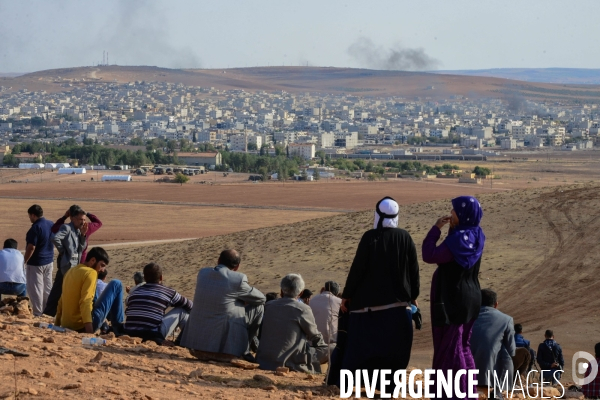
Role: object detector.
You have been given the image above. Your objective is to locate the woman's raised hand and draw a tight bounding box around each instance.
[435,216,451,229]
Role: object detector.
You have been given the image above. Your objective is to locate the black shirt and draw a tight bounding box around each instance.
[342,228,420,311]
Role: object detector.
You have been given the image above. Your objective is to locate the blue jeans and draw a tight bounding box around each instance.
[92,280,124,331]
[0,282,27,297]
[542,368,562,385]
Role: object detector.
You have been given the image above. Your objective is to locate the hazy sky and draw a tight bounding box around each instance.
[1,0,599,73]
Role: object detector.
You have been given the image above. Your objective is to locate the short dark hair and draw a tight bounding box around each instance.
[266,292,279,302]
[300,289,313,299]
[97,269,108,280]
[133,271,144,285]
[86,247,109,264]
[143,263,162,283]
[3,239,17,249]
[514,324,523,334]
[69,204,86,218]
[219,249,241,270]
[545,329,554,338]
[324,281,340,296]
[595,342,600,358]
[27,204,43,218]
[481,288,497,307]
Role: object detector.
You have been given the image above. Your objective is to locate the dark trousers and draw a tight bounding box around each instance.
[43,268,63,317]
[513,347,532,377]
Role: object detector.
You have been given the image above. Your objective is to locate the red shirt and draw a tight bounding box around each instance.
[582,359,600,398]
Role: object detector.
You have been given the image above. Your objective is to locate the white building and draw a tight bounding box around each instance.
[501,138,517,150]
[288,143,315,159]
[229,134,248,151]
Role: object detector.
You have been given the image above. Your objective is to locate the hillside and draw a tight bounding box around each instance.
[105,183,600,373]
[434,68,600,85]
[3,65,600,101]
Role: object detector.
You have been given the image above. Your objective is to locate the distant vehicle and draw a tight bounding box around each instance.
[165,167,173,174]
[154,167,165,175]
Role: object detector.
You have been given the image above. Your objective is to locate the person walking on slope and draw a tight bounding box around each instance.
[422,195,485,399]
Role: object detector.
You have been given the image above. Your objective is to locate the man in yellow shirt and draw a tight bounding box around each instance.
[55,247,124,333]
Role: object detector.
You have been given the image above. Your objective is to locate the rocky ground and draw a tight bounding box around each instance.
[0,305,587,399]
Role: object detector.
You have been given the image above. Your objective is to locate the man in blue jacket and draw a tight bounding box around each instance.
[537,330,564,385]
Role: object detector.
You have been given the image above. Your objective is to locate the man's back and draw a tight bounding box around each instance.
[309,292,341,343]
[125,283,192,331]
[471,306,515,386]
[181,265,265,356]
[537,339,564,369]
[56,264,97,331]
[258,297,326,372]
[26,217,55,266]
[0,249,25,284]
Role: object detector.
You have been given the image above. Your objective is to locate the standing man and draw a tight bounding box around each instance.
[181,249,266,362]
[44,205,88,316]
[51,207,102,270]
[471,289,516,396]
[24,205,55,316]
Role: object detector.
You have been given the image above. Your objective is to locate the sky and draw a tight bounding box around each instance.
[1,0,599,73]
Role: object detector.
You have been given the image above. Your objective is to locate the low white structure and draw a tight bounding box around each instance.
[56,163,71,168]
[19,163,44,169]
[45,163,57,169]
[58,168,86,174]
[101,175,131,182]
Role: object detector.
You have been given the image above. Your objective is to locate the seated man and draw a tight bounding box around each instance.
[0,239,26,297]
[582,343,600,399]
[124,263,193,344]
[126,271,145,297]
[55,247,124,333]
[309,280,342,344]
[96,269,108,299]
[537,330,564,385]
[513,324,535,373]
[181,249,265,362]
[257,273,331,373]
[471,288,516,397]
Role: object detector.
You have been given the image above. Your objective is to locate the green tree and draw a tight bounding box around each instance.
[313,168,320,180]
[129,137,144,146]
[2,153,17,166]
[174,172,190,185]
[247,142,257,151]
[473,166,492,176]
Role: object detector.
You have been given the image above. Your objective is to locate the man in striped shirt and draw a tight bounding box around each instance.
[124,263,193,344]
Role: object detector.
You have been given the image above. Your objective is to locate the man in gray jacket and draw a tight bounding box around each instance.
[181,249,265,362]
[44,205,87,316]
[471,288,516,398]
[257,274,332,373]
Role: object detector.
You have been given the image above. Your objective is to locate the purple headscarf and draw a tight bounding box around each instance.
[443,196,486,269]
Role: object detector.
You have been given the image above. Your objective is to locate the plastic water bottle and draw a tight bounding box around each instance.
[82,338,106,346]
[410,304,418,314]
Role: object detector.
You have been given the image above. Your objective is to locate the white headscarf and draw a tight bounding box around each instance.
[373,197,399,229]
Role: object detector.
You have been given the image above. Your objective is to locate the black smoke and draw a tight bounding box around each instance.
[348,37,440,71]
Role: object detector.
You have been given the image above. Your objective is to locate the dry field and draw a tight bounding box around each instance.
[0,182,599,397]
[95,183,600,383]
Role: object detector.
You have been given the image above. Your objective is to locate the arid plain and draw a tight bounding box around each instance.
[2,155,600,398]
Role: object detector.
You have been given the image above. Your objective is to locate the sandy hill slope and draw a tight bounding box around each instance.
[3,65,600,101]
[106,183,600,370]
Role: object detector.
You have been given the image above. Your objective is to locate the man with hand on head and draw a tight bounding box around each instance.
[55,247,124,334]
[24,204,55,316]
[51,206,103,265]
[181,249,265,362]
[45,205,89,316]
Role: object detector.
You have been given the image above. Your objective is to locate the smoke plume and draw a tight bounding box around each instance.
[348,37,440,71]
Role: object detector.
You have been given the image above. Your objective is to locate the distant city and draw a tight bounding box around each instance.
[1,77,599,169]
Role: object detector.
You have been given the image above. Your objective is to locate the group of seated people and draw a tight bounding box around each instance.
[53,247,342,373]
